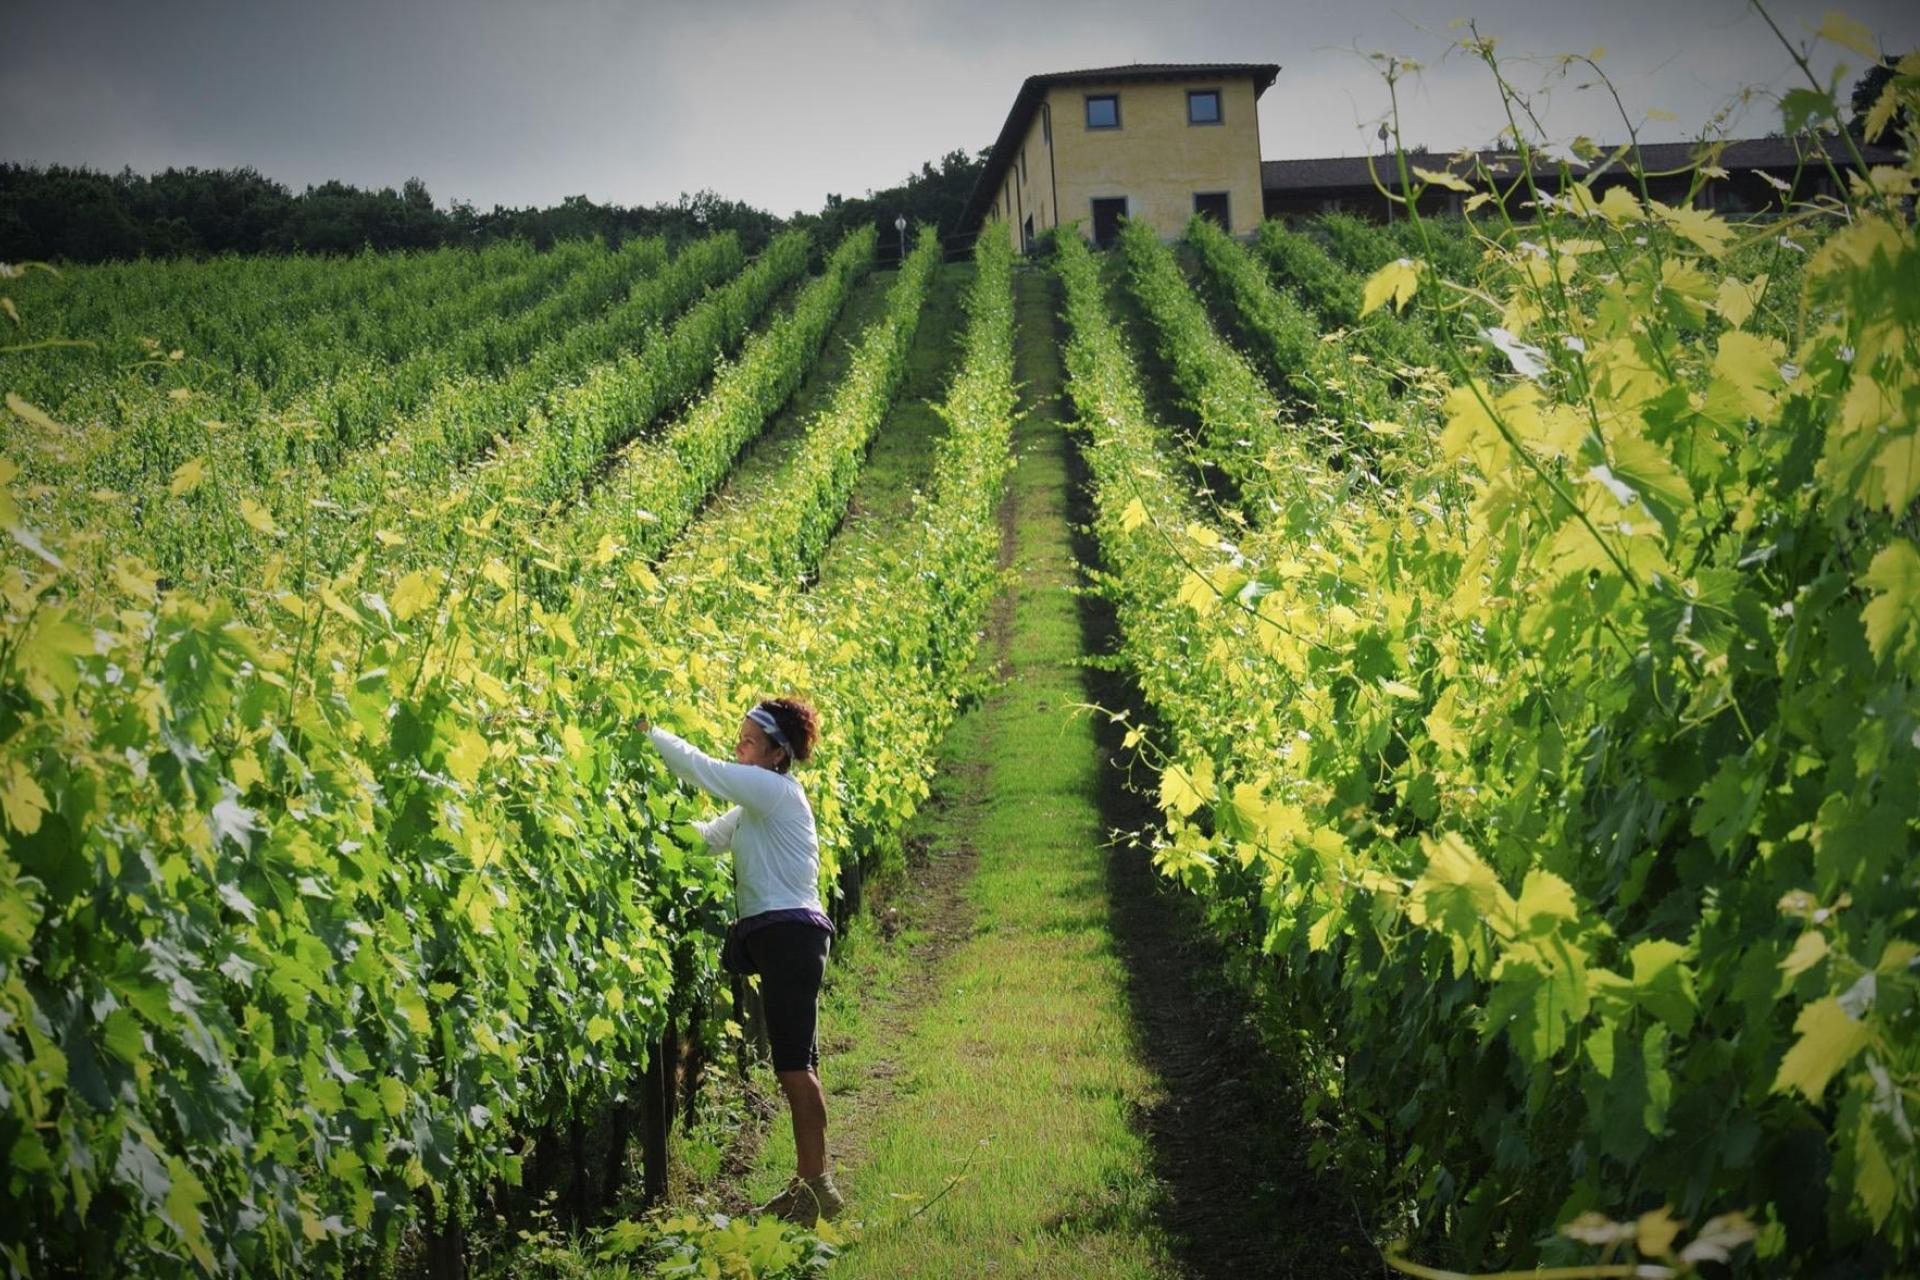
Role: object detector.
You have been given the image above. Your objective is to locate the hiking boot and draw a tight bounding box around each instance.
[784,1172,845,1224]
[754,1177,807,1219]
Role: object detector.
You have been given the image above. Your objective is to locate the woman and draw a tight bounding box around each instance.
[635,698,843,1224]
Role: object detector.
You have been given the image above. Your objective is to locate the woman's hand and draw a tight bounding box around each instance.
[633,715,651,735]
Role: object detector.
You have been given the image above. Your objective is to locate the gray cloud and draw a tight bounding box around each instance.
[4,0,1915,216]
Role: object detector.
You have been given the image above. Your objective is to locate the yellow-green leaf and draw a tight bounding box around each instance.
[1773,996,1870,1100]
[2,762,49,835]
[1780,930,1830,980]
[1636,1206,1683,1258]
[163,1156,216,1272]
[1176,569,1218,615]
[1226,782,1269,843]
[1409,832,1516,939]
[1517,869,1578,931]
[470,670,512,706]
[1714,274,1767,329]
[1816,10,1878,58]
[446,728,489,785]
[395,990,431,1035]
[1632,939,1697,1033]
[390,570,437,623]
[1412,165,1473,193]
[1158,758,1215,819]
[19,610,93,698]
[1861,540,1920,667]
[1872,430,1920,513]
[1855,1103,1899,1225]
[1864,81,1900,141]
[1360,258,1420,316]
[169,456,207,497]
[1596,185,1644,224]
[462,882,496,934]
[238,497,278,535]
[5,394,62,434]
[1706,330,1784,424]
[1658,203,1735,257]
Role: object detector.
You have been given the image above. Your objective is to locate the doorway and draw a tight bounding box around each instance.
[1090,197,1127,249]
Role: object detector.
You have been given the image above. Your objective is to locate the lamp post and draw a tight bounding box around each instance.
[894,213,907,264]
[1378,122,1393,224]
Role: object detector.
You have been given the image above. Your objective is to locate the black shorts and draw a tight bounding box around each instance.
[743,922,831,1073]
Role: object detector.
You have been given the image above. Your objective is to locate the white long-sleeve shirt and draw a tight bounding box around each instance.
[647,726,823,918]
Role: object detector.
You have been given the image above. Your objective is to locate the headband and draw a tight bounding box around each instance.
[746,705,790,752]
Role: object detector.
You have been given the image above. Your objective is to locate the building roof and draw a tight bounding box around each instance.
[959,62,1282,235]
[1260,136,1900,192]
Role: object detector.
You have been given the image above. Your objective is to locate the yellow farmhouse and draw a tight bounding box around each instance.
[962,62,1280,252]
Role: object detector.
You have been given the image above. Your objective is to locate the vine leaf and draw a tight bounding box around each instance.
[1860,540,1920,667]
[1773,996,1871,1100]
[1360,259,1421,316]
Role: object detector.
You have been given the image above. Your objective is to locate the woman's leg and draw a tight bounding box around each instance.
[745,924,833,1179]
[777,1069,828,1178]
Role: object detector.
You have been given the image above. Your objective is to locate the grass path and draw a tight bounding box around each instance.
[741,266,1178,1277]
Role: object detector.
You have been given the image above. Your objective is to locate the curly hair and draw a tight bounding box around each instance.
[757,696,820,771]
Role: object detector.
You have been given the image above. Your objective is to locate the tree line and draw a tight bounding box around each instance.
[0,149,988,265]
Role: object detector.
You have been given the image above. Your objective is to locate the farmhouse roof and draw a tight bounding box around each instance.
[1259,136,1899,192]
[959,62,1282,235]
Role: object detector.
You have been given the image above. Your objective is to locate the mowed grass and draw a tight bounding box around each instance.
[745,266,1177,1278]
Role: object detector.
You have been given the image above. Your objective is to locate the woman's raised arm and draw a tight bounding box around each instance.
[645,724,792,811]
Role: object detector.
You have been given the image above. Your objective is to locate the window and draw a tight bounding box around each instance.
[1020,146,1028,185]
[1188,89,1222,125]
[1193,191,1230,229]
[1042,102,1052,144]
[1086,94,1119,129]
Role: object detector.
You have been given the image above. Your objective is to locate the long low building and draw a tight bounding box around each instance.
[1261,136,1903,221]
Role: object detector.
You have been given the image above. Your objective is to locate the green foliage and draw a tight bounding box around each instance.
[463,1207,840,1279]
[1249,217,1446,373]
[596,1211,839,1278]
[1061,30,1920,1271]
[655,228,943,595]
[0,163,787,263]
[19,233,751,593]
[1184,215,1435,451]
[805,148,988,251]
[0,219,1016,1276]
[1114,217,1294,515]
[558,229,878,571]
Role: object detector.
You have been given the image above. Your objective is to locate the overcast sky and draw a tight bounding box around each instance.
[3,0,1915,217]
